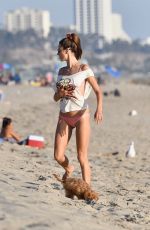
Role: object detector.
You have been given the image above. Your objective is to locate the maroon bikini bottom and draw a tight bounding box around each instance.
[59,111,90,128]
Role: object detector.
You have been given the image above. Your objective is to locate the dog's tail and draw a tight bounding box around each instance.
[53,174,64,183]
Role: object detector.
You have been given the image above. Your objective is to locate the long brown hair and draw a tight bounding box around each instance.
[59,33,82,60]
[0,117,12,136]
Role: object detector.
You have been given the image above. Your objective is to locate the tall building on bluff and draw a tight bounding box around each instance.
[74,0,130,42]
[4,7,51,37]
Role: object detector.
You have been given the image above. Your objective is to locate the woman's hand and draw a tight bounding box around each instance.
[57,87,76,99]
[94,110,103,124]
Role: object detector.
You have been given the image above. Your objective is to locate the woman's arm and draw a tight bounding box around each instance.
[87,76,103,123]
[80,64,103,123]
[53,90,62,102]
[11,131,21,142]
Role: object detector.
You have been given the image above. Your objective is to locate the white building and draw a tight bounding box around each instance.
[111,13,131,42]
[74,0,130,42]
[140,37,150,46]
[74,0,112,41]
[4,7,51,37]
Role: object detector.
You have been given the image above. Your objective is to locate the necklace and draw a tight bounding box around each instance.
[66,62,80,75]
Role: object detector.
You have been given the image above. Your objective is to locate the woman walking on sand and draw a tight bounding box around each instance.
[53,33,103,185]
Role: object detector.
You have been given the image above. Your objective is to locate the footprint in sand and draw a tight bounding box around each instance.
[51,183,61,190]
[25,223,50,229]
[0,179,9,184]
[38,175,47,181]
[22,182,40,190]
[9,176,20,181]
[0,211,5,221]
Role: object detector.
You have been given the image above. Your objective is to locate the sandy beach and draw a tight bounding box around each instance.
[0,80,150,230]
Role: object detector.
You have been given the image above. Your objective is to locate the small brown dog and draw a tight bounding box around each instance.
[53,174,99,201]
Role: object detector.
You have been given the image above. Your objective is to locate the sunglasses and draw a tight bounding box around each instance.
[57,47,71,54]
[57,48,63,54]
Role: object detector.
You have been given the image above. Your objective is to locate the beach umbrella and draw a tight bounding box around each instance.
[3,63,12,70]
[105,65,121,78]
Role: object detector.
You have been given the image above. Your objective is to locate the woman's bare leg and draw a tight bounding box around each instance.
[54,118,74,179]
[76,112,91,184]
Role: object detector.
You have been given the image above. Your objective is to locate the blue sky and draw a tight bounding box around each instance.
[0,0,149,39]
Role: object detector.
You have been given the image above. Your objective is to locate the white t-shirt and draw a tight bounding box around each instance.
[56,68,94,113]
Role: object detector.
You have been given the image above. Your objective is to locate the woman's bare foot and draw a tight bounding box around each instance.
[62,165,74,180]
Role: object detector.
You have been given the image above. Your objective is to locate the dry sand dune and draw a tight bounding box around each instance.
[0,81,150,230]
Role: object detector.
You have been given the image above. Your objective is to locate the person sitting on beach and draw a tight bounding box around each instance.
[0,117,21,143]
